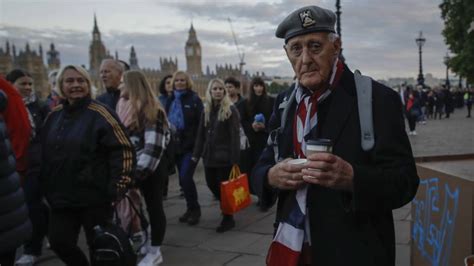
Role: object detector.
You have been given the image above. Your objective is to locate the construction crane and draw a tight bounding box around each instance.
[228,18,245,73]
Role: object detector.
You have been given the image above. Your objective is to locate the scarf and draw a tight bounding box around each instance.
[266,58,344,266]
[168,90,186,130]
[116,97,134,128]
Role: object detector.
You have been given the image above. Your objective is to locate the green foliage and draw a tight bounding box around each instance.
[268,82,289,94]
[439,0,474,84]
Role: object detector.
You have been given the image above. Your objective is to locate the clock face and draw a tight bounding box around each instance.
[187,47,194,56]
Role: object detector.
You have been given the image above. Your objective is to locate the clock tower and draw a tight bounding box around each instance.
[185,24,202,76]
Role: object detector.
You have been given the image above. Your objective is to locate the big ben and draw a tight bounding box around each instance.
[185,24,203,77]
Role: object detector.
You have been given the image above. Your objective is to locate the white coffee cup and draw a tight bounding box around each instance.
[288,158,307,165]
[306,139,333,156]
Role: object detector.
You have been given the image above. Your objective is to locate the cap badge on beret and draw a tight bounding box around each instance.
[299,9,316,28]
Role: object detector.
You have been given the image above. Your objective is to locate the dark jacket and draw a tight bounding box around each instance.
[193,104,240,167]
[252,65,419,266]
[25,99,50,180]
[165,90,203,154]
[40,97,136,209]
[97,89,121,111]
[241,95,274,163]
[0,89,32,252]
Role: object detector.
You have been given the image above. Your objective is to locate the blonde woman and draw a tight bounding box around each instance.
[116,70,170,266]
[192,78,240,233]
[165,70,203,226]
[40,65,135,266]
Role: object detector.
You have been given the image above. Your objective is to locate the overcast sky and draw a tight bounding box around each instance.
[0,0,450,80]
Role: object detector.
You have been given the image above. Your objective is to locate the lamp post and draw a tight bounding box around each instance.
[444,51,450,89]
[415,31,426,87]
[335,0,344,62]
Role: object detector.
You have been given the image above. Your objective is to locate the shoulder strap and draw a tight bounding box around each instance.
[279,83,298,131]
[270,84,297,162]
[354,70,375,151]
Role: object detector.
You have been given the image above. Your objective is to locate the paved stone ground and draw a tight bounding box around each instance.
[28,107,472,266]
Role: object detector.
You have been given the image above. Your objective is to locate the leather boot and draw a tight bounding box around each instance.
[216,214,235,233]
[187,208,201,226]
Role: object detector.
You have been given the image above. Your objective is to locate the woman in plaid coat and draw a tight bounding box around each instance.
[117,70,170,266]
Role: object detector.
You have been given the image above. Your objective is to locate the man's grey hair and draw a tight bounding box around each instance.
[328,33,339,43]
[100,58,124,73]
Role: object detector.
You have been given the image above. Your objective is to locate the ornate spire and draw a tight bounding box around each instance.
[129,45,139,69]
[93,13,99,34]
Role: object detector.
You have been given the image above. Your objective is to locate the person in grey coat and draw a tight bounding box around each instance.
[0,78,32,266]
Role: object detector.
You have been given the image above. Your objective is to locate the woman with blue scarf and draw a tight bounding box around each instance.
[165,71,203,226]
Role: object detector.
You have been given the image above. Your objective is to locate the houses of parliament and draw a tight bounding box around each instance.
[0,16,262,99]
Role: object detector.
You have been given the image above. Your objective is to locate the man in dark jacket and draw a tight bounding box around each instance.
[252,6,419,266]
[0,80,32,266]
[97,58,123,110]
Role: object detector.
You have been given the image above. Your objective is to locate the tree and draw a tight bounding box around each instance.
[439,0,474,85]
[268,82,289,95]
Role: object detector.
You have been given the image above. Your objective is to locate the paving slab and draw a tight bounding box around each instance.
[161,246,238,266]
[225,254,267,266]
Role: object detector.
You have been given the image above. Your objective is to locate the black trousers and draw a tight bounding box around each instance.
[23,175,49,256]
[204,166,233,201]
[140,164,167,246]
[48,205,112,266]
[0,249,16,266]
[407,114,417,131]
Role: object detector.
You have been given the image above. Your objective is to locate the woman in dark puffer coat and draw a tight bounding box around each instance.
[0,77,32,266]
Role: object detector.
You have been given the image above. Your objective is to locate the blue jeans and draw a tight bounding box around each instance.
[176,152,200,210]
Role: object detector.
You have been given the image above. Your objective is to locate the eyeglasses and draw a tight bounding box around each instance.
[285,41,323,58]
[175,79,186,82]
[212,87,224,91]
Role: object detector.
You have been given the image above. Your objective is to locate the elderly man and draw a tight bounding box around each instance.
[97,59,123,110]
[252,5,419,266]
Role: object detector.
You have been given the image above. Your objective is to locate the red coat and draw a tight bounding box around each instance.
[0,77,31,174]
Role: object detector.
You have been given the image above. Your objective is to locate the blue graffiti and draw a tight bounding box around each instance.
[412,178,460,266]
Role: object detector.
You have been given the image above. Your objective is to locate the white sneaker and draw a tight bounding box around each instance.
[412,131,417,136]
[408,131,413,135]
[15,254,37,265]
[138,246,163,266]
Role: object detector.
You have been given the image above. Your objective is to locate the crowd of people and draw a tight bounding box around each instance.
[0,54,277,265]
[398,83,473,135]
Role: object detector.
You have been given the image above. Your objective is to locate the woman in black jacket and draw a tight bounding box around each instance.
[40,65,135,266]
[6,69,50,265]
[241,77,274,178]
[192,78,240,233]
[165,70,203,226]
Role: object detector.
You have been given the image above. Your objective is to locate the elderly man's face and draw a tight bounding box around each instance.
[100,60,122,90]
[285,32,340,91]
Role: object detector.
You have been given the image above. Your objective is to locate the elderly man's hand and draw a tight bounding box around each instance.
[268,158,306,190]
[302,153,354,191]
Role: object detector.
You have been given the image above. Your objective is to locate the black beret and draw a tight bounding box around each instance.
[276,6,336,43]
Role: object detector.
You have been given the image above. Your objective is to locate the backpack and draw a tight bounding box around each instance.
[268,70,374,162]
[90,215,137,266]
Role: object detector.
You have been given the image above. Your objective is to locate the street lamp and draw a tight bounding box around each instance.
[415,31,426,87]
[335,0,345,62]
[444,51,450,89]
